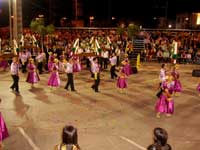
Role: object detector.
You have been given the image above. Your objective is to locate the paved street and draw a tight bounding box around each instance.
[1,63,200,150]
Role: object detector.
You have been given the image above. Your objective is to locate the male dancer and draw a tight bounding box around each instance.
[10,57,20,95]
[109,53,118,79]
[64,58,76,92]
[91,57,100,92]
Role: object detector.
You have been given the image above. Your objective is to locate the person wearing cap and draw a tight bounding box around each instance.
[10,57,20,95]
[64,58,76,92]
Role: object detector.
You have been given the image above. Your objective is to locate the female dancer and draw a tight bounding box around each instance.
[73,56,81,73]
[171,65,182,96]
[122,57,132,76]
[197,79,200,96]
[48,52,55,71]
[0,100,9,148]
[48,59,61,88]
[117,66,127,93]
[155,76,174,118]
[26,58,40,87]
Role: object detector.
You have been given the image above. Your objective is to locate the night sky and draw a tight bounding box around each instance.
[0,0,200,27]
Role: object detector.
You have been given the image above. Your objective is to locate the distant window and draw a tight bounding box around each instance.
[197,13,200,25]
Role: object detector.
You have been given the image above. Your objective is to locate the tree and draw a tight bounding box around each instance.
[30,19,55,51]
[116,23,126,41]
[127,23,139,40]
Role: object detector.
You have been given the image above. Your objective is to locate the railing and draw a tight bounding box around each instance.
[56,27,200,32]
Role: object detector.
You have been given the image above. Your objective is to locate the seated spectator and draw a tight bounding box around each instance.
[180,51,187,64]
[147,127,172,150]
[55,125,80,150]
[157,49,163,63]
[186,52,192,64]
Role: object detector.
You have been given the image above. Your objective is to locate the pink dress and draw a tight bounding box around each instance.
[155,94,168,113]
[0,112,9,141]
[171,71,182,92]
[48,64,60,87]
[73,57,81,72]
[0,59,8,70]
[26,64,40,84]
[166,98,174,114]
[197,83,200,92]
[161,82,175,114]
[48,55,55,71]
[117,76,127,88]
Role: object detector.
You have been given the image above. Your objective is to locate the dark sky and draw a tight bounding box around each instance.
[0,0,200,27]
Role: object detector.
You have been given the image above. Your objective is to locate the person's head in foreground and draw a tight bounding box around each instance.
[59,125,80,150]
[55,125,80,150]
[147,127,172,150]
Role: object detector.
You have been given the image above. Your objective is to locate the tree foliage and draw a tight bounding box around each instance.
[127,23,140,39]
[30,19,55,36]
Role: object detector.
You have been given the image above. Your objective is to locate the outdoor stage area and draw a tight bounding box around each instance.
[0,63,200,150]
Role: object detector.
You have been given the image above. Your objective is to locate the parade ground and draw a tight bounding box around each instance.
[1,63,200,150]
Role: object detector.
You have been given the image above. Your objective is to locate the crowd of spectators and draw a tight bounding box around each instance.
[141,31,200,64]
[1,28,200,65]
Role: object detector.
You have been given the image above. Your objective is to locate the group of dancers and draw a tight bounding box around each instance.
[155,63,200,118]
[8,50,133,95]
[155,63,182,118]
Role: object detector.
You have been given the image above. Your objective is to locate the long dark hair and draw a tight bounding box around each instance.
[62,125,78,145]
[153,128,168,146]
[61,125,81,150]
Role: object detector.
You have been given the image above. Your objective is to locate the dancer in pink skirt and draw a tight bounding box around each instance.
[26,58,40,86]
[48,52,55,71]
[73,56,81,73]
[48,59,61,88]
[0,57,8,71]
[155,76,174,118]
[117,66,127,93]
[0,101,9,147]
[171,65,182,96]
[197,79,200,96]
[122,58,132,76]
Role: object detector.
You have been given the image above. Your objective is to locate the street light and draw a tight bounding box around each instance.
[8,0,13,47]
[89,16,94,27]
[168,24,172,28]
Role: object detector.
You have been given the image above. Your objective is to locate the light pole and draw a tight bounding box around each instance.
[89,16,94,27]
[8,0,13,47]
[8,0,23,54]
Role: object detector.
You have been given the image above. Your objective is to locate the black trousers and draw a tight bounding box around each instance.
[86,58,90,68]
[110,65,117,79]
[103,58,108,69]
[21,62,27,73]
[92,73,100,92]
[65,73,75,91]
[37,62,43,74]
[11,75,19,92]
[116,56,120,66]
